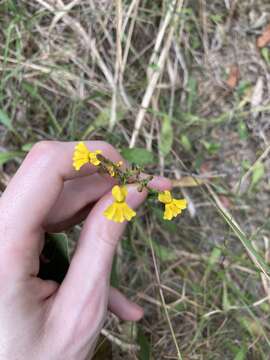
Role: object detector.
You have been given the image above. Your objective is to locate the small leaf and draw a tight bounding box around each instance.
[22,82,38,97]
[240,317,265,338]
[251,162,264,188]
[242,159,251,171]
[0,109,14,131]
[137,326,151,360]
[202,140,220,155]
[210,14,224,24]
[160,115,173,156]
[261,47,270,65]
[238,121,248,140]
[121,148,155,166]
[180,134,192,152]
[148,62,159,71]
[151,239,178,262]
[94,107,125,129]
[204,247,222,280]
[83,107,126,139]
[233,346,247,360]
[21,143,34,152]
[0,151,23,165]
[208,247,222,266]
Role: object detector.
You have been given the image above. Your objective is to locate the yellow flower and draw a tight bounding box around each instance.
[104,185,136,223]
[73,142,102,170]
[158,190,187,220]
[89,150,102,166]
[107,165,116,177]
[106,161,123,177]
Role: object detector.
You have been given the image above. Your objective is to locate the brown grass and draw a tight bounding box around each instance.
[1,1,270,359]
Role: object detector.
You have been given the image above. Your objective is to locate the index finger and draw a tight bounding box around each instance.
[0,141,122,251]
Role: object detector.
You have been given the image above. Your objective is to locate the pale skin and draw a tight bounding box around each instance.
[0,141,171,360]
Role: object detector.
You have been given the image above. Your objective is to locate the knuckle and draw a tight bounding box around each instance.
[100,141,116,153]
[27,141,61,164]
[30,140,59,156]
[91,141,123,162]
[98,230,118,249]
[89,140,121,158]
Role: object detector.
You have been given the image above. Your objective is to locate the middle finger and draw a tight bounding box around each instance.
[44,173,116,231]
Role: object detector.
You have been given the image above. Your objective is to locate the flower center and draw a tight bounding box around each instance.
[116,195,125,203]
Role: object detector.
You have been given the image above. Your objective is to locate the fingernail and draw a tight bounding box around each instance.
[148,176,172,191]
[126,184,148,208]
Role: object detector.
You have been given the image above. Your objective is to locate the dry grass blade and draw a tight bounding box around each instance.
[110,0,123,130]
[122,0,140,72]
[234,143,270,194]
[129,0,184,148]
[37,0,115,89]
[207,184,270,281]
[101,329,140,352]
[148,232,183,360]
[49,0,81,32]
[171,177,207,187]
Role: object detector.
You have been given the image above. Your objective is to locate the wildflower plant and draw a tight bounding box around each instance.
[73,142,187,223]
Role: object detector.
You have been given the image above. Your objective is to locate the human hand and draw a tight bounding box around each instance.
[0,141,170,360]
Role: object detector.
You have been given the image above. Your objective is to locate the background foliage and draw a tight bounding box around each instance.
[1,0,270,359]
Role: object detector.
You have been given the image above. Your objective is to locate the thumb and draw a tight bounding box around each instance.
[74,176,171,279]
[55,184,147,314]
[75,183,147,277]
[54,177,170,323]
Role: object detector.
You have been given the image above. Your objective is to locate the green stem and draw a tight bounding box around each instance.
[97,153,154,191]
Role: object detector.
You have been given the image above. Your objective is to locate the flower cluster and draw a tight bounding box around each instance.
[158,191,187,220]
[104,185,136,223]
[73,142,187,223]
[73,142,102,170]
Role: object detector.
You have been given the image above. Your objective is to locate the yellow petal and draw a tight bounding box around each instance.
[164,204,173,220]
[173,199,187,210]
[163,202,183,220]
[73,142,90,171]
[158,190,172,204]
[73,158,88,171]
[103,203,117,220]
[107,165,115,177]
[123,203,136,221]
[115,205,125,223]
[73,160,88,171]
[112,185,127,202]
[75,142,89,154]
[103,201,136,223]
[171,203,182,217]
[89,150,102,166]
